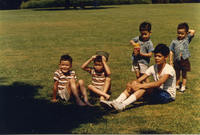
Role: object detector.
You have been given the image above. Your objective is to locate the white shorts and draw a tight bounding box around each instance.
[58,88,70,102]
[131,63,148,74]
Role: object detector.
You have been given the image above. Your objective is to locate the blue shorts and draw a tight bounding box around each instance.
[150,89,174,104]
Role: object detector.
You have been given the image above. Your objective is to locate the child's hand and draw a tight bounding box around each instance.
[91,55,97,60]
[102,56,107,62]
[133,48,140,56]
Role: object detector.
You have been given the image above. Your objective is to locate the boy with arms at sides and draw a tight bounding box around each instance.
[51,54,92,106]
[101,44,176,111]
[130,22,154,80]
[81,52,111,102]
[169,22,195,92]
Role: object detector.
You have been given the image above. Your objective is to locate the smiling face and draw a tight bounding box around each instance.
[59,60,72,73]
[177,28,187,40]
[154,53,167,65]
[94,61,104,72]
[140,30,151,41]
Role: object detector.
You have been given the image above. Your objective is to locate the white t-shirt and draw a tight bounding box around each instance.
[145,63,176,99]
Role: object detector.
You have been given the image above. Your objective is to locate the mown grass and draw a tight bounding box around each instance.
[0,3,200,134]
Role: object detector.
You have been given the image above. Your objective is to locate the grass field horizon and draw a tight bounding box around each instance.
[0,3,200,134]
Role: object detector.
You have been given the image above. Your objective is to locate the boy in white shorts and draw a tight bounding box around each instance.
[130,22,154,80]
[51,54,92,106]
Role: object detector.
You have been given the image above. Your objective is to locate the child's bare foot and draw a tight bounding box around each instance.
[51,99,58,103]
[77,100,87,106]
[85,101,94,107]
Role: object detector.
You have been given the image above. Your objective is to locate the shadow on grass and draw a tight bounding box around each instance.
[0,81,108,134]
[32,6,118,11]
[137,129,172,134]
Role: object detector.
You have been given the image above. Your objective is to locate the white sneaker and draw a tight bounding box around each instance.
[176,85,180,90]
[180,86,186,92]
[100,100,113,109]
[111,101,126,111]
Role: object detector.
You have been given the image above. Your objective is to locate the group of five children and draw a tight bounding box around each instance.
[51,21,195,111]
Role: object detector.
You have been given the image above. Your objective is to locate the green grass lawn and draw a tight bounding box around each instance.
[0,3,200,134]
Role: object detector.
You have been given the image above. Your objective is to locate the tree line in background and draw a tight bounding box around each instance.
[0,0,199,10]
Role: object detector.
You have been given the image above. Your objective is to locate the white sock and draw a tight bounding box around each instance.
[115,93,127,103]
[122,94,136,106]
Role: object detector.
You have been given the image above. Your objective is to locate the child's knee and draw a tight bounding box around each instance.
[88,84,93,90]
[69,78,76,83]
[105,77,111,83]
[78,79,84,85]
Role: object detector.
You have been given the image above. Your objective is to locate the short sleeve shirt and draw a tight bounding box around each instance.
[145,64,176,99]
[169,33,194,61]
[54,69,77,91]
[89,68,107,87]
[132,36,154,65]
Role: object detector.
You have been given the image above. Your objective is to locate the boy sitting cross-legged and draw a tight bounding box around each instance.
[81,51,111,102]
[51,54,92,106]
[101,44,176,111]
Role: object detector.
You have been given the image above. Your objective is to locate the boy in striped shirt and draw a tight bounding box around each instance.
[81,53,111,101]
[51,54,92,106]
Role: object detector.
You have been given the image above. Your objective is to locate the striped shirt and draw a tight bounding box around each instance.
[90,68,107,89]
[53,69,77,91]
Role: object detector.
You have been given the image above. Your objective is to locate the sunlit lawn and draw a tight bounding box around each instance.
[0,3,200,133]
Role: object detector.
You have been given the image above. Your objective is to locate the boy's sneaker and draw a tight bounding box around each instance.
[180,86,186,92]
[111,101,126,111]
[176,85,180,90]
[100,100,113,109]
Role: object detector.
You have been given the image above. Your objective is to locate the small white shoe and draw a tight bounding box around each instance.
[180,86,186,92]
[100,100,113,109]
[111,101,125,111]
[176,85,180,90]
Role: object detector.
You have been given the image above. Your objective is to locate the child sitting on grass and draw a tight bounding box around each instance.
[130,22,154,80]
[101,44,176,111]
[169,22,195,92]
[51,54,92,106]
[81,51,111,101]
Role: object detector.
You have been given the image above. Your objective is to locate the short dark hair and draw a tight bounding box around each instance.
[94,55,102,63]
[177,22,189,32]
[60,54,72,64]
[139,22,151,32]
[154,44,169,57]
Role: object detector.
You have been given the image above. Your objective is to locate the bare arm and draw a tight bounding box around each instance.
[140,52,153,57]
[81,55,96,72]
[52,81,58,101]
[169,51,173,66]
[130,40,135,46]
[132,74,170,91]
[189,29,195,37]
[126,74,149,89]
[137,74,149,83]
[102,56,111,76]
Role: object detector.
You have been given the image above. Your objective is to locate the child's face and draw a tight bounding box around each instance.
[140,30,151,41]
[59,60,72,73]
[94,61,104,72]
[177,29,187,40]
[154,53,167,65]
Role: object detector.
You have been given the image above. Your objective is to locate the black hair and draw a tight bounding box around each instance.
[94,55,102,63]
[154,44,169,57]
[139,22,151,32]
[60,54,72,64]
[177,22,189,32]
